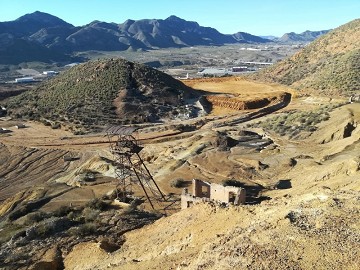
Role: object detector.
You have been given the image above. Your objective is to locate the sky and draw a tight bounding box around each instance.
[0,0,359,36]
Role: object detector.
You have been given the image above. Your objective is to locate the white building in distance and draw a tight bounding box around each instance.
[15,77,35,83]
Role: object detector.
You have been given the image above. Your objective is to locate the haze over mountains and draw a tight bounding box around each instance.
[0,11,329,64]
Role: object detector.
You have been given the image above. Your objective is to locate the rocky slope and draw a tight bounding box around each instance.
[3,58,197,132]
[254,19,360,95]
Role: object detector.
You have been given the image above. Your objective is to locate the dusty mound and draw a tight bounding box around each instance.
[4,58,197,131]
[254,19,360,95]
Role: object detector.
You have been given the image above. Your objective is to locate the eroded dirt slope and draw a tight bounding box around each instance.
[0,144,71,202]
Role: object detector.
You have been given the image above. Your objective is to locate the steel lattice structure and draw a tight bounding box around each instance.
[106,126,166,210]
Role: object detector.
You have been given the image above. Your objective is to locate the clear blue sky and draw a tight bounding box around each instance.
[0,0,359,36]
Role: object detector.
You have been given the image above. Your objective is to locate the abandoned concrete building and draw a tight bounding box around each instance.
[181,179,246,209]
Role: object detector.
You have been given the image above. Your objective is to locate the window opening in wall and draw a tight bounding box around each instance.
[202,186,210,197]
[229,192,236,203]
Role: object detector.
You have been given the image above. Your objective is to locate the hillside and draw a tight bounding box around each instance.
[254,19,360,95]
[63,102,360,269]
[0,11,77,64]
[1,74,359,269]
[0,33,75,64]
[3,58,196,132]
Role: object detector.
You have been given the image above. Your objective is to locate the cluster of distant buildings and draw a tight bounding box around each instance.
[14,70,58,83]
[12,63,80,84]
[197,62,273,77]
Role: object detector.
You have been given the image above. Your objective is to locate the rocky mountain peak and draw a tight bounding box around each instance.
[16,11,73,27]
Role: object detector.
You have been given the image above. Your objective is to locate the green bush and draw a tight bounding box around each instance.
[0,223,24,244]
[76,169,97,181]
[33,223,52,238]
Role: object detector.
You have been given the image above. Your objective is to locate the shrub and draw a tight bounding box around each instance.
[82,207,100,222]
[33,223,52,238]
[122,204,137,215]
[170,178,186,188]
[122,199,142,214]
[24,212,47,225]
[0,223,24,244]
[8,207,28,221]
[78,223,96,235]
[52,205,72,217]
[86,198,108,211]
[76,169,97,181]
[68,223,96,236]
[222,179,243,187]
[51,122,61,129]
[74,130,85,135]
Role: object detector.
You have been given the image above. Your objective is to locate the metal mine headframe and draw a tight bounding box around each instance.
[105,125,166,210]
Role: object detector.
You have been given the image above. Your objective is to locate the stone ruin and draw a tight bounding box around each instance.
[181,179,246,209]
[349,95,360,103]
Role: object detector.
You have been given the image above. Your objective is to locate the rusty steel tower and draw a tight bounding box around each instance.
[106,126,166,210]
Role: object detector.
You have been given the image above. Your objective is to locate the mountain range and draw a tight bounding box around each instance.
[277,30,330,43]
[0,11,328,64]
